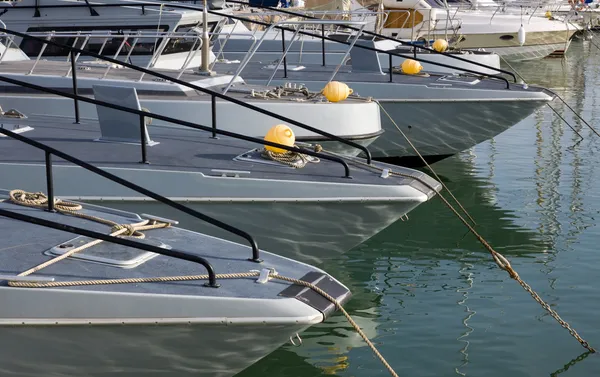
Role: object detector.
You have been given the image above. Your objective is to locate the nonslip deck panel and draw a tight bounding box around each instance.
[0,115,435,188]
[0,59,546,97]
[0,199,328,298]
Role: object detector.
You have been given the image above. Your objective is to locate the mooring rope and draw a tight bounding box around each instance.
[375,102,476,225]
[354,107,596,353]
[5,189,401,376]
[260,144,322,168]
[7,189,171,277]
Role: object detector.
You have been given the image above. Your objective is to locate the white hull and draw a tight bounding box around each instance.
[487,40,572,61]
[0,91,382,156]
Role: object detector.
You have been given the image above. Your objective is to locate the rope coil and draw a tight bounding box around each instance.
[7,189,171,277]
[260,144,322,168]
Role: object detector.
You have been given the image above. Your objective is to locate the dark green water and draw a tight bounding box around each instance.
[100,36,600,376]
[233,36,600,376]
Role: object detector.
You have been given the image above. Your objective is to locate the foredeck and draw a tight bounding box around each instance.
[0,58,547,99]
[0,196,316,298]
[0,115,437,191]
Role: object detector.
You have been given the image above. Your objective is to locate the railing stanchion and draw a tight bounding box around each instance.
[211,95,218,139]
[44,151,55,213]
[281,29,287,78]
[321,24,326,66]
[139,114,149,164]
[70,50,80,124]
[389,54,393,83]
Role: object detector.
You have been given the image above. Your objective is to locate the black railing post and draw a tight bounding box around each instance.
[389,54,393,83]
[281,29,287,78]
[139,114,149,164]
[44,151,55,213]
[211,94,218,139]
[321,24,326,66]
[70,50,80,124]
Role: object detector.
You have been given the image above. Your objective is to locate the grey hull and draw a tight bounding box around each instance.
[0,162,423,263]
[0,321,310,377]
[94,200,418,264]
[369,99,546,159]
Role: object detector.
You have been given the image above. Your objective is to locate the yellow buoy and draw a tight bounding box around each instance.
[545,10,552,18]
[322,81,353,103]
[264,124,295,153]
[401,59,423,75]
[432,39,448,52]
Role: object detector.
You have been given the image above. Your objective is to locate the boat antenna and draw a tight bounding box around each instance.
[198,0,215,75]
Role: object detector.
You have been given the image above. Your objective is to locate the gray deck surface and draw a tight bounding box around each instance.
[213,61,542,92]
[0,197,318,298]
[0,58,540,96]
[0,115,432,188]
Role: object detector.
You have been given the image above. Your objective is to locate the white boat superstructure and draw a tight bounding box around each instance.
[369,0,579,60]
[0,0,227,69]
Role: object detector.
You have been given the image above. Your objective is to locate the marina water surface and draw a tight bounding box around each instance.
[113,37,600,376]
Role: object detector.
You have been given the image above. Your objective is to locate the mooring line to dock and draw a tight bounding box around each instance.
[499,56,595,139]
[363,106,596,353]
[375,102,477,226]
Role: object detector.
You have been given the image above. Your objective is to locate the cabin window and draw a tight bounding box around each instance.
[21,25,170,57]
[499,35,515,41]
[162,22,218,55]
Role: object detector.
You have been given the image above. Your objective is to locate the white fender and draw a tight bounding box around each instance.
[518,25,526,46]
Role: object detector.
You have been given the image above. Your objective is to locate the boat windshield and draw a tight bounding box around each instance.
[20,25,169,57]
[163,24,200,54]
[424,0,449,8]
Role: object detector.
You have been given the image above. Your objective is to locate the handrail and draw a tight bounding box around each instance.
[223,19,367,93]
[0,202,219,287]
[2,1,515,83]
[0,103,265,265]
[0,27,373,163]
[211,7,514,88]
[217,0,518,82]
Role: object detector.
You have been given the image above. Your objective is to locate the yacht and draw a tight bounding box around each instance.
[211,26,554,165]
[0,123,355,377]
[364,0,579,61]
[0,38,441,262]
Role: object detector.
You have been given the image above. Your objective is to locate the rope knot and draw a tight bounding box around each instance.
[111,224,139,237]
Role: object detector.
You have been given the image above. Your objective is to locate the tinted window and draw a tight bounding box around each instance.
[21,25,170,57]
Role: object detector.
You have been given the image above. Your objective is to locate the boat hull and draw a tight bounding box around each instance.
[0,322,310,377]
[0,163,430,263]
[368,98,548,160]
[242,79,550,164]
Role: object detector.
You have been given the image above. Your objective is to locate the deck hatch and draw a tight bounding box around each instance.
[45,236,171,268]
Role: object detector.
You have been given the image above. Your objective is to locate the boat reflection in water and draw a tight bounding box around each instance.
[222,151,549,376]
